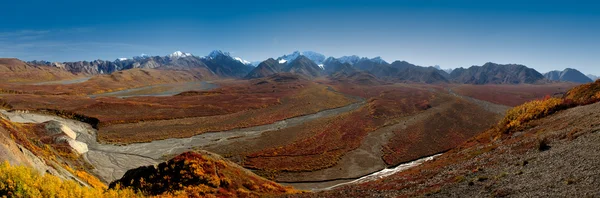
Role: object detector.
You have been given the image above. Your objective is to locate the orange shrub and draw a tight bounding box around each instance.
[564,79,600,105]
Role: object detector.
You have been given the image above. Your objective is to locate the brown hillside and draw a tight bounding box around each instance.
[0,58,78,83]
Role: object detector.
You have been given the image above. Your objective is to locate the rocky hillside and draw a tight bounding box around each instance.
[544,68,593,83]
[110,150,299,197]
[450,62,546,84]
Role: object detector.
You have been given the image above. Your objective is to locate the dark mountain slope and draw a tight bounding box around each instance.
[283,55,324,78]
[323,57,357,75]
[245,58,284,79]
[389,61,450,83]
[450,62,545,84]
[544,68,593,83]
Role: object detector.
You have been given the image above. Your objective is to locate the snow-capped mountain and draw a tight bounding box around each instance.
[200,50,255,77]
[587,74,599,81]
[337,55,361,65]
[169,51,193,59]
[277,51,326,66]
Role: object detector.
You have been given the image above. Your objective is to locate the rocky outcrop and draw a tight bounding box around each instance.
[44,121,88,154]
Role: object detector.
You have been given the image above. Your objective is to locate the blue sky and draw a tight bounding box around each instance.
[1,0,599,75]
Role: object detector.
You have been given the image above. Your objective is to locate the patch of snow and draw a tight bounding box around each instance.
[279,59,288,64]
[117,58,128,61]
[318,64,324,69]
[234,57,251,65]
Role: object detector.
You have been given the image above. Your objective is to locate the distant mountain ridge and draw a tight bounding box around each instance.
[18,50,564,85]
[543,68,593,83]
[28,50,254,78]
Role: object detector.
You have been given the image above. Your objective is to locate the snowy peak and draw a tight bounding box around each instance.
[169,51,193,58]
[276,51,326,65]
[133,54,150,60]
[207,50,231,59]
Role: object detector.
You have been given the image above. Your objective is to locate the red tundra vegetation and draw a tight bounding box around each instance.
[244,84,443,172]
[0,73,356,143]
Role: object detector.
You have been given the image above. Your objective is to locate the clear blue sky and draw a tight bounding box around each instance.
[1,0,599,75]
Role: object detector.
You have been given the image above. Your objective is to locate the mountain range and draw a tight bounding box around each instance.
[28,50,254,78]
[23,50,596,85]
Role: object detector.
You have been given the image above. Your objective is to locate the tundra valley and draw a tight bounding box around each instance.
[1,1,599,197]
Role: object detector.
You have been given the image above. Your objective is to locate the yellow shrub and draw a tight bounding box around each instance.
[0,161,141,198]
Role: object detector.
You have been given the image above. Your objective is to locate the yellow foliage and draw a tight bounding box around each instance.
[499,98,565,133]
[76,170,107,189]
[0,161,142,198]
